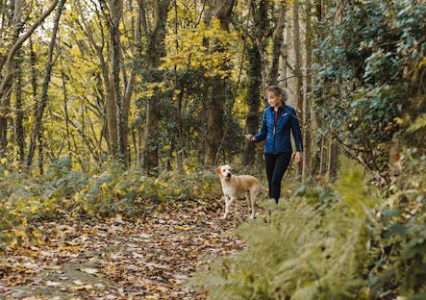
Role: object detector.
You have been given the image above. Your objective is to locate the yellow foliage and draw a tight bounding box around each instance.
[162,16,239,79]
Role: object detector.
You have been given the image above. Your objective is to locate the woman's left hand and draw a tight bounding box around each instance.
[294,152,302,163]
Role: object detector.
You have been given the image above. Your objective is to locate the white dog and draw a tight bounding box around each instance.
[215,165,264,219]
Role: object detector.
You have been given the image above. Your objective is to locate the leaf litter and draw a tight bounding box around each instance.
[0,199,251,299]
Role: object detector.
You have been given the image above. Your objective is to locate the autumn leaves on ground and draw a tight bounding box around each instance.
[1,198,251,300]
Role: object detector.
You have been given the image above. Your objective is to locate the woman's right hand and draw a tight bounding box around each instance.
[245,134,255,142]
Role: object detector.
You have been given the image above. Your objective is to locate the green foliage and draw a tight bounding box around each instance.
[191,159,374,300]
[0,158,221,250]
[368,151,426,299]
[192,157,426,299]
[315,0,426,173]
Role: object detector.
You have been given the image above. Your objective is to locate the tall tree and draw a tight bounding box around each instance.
[14,45,24,163]
[312,0,325,176]
[26,0,66,168]
[302,0,313,180]
[269,1,286,85]
[142,0,171,175]
[106,0,122,161]
[204,0,236,166]
[326,0,343,180]
[243,0,269,166]
[292,0,303,177]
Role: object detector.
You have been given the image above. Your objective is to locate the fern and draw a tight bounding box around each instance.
[191,159,376,300]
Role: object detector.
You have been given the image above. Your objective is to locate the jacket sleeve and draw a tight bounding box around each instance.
[254,110,267,142]
[290,109,303,152]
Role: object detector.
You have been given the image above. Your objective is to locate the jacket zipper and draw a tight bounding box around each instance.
[273,109,278,152]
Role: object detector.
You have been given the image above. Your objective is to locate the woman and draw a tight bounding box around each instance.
[246,85,303,204]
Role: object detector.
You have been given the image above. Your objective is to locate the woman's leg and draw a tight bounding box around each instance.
[270,152,292,204]
[264,153,277,199]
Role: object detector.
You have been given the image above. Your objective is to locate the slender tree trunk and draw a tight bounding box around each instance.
[292,0,304,177]
[312,0,324,176]
[173,0,185,172]
[119,0,142,167]
[303,0,313,180]
[137,127,143,167]
[26,0,66,168]
[269,2,286,85]
[62,71,72,162]
[38,129,44,174]
[200,84,209,164]
[107,0,122,162]
[326,0,343,180]
[0,0,23,157]
[281,14,291,88]
[14,46,24,163]
[327,134,338,179]
[0,78,10,157]
[175,84,185,172]
[319,136,326,175]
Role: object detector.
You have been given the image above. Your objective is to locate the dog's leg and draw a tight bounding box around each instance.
[249,190,257,219]
[223,196,235,219]
[246,192,251,216]
[223,195,230,219]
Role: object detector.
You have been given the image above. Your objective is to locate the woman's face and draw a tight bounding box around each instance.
[266,91,282,107]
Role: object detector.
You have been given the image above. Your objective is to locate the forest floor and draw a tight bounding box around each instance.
[0,199,260,300]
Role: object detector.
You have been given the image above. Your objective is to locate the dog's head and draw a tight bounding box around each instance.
[215,164,233,181]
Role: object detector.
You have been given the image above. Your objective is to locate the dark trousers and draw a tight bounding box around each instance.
[265,152,292,204]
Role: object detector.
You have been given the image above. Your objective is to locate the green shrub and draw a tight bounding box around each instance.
[191,159,375,300]
[0,158,222,250]
[191,158,426,300]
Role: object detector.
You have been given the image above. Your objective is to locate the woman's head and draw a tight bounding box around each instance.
[265,85,287,107]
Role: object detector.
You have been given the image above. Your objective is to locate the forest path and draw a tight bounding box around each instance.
[0,199,261,300]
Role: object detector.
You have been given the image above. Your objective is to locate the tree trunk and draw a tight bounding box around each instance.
[0,0,23,157]
[142,0,171,175]
[175,84,185,172]
[173,0,184,172]
[292,0,304,177]
[107,0,122,162]
[281,13,291,88]
[204,0,236,166]
[302,0,313,180]
[205,78,226,166]
[62,71,72,162]
[311,0,325,177]
[14,45,24,163]
[326,0,343,180]
[26,0,65,168]
[269,2,286,85]
[243,47,262,166]
[327,135,338,180]
[243,0,269,166]
[118,0,142,167]
[38,128,44,174]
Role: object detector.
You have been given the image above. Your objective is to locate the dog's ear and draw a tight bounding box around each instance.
[215,166,221,175]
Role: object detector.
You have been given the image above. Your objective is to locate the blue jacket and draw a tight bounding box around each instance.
[254,104,303,154]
